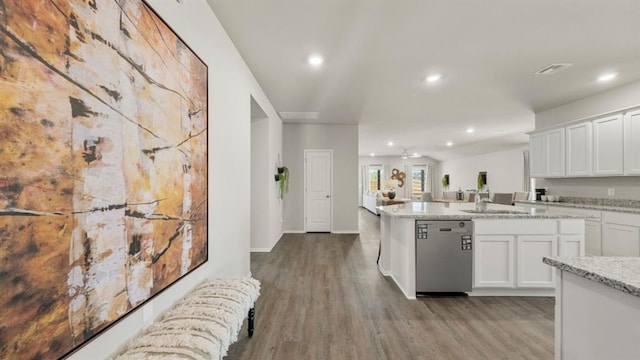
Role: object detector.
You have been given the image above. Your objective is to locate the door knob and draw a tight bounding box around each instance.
[326,195,330,198]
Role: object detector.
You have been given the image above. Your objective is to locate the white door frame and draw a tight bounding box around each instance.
[304,149,333,233]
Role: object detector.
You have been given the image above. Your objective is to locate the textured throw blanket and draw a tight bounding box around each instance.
[114,277,261,360]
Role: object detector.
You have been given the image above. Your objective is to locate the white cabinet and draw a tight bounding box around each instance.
[517,235,557,288]
[474,219,584,290]
[585,220,602,256]
[601,211,640,256]
[565,122,592,176]
[602,223,640,256]
[593,114,624,175]
[547,128,565,177]
[530,133,546,177]
[624,109,640,175]
[559,235,585,257]
[529,129,564,177]
[474,235,515,288]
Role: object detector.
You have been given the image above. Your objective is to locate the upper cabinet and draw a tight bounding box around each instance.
[565,122,592,176]
[546,128,565,177]
[529,129,564,177]
[624,109,640,175]
[593,114,624,176]
[530,108,640,178]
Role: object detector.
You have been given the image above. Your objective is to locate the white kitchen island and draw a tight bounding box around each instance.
[378,202,586,299]
[544,257,640,360]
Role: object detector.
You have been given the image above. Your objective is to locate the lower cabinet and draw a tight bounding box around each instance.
[560,235,585,258]
[517,235,557,288]
[602,223,640,256]
[474,235,515,288]
[473,219,585,290]
[602,211,640,257]
[585,220,603,256]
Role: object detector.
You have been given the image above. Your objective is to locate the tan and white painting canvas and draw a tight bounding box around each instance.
[0,0,208,358]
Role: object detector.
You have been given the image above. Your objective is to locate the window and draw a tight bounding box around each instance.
[412,165,427,198]
[369,165,382,191]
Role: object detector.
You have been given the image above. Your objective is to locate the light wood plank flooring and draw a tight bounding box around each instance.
[227,208,554,359]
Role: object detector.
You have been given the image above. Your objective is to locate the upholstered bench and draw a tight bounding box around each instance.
[115,277,260,360]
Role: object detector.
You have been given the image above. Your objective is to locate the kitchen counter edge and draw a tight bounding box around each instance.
[543,257,640,298]
[515,200,640,214]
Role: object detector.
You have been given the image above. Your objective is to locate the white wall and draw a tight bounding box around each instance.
[439,146,528,195]
[534,79,640,200]
[250,98,283,252]
[359,156,440,202]
[251,116,269,251]
[536,80,640,130]
[283,124,359,233]
[72,1,283,358]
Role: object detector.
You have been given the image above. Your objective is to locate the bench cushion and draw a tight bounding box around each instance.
[115,277,260,360]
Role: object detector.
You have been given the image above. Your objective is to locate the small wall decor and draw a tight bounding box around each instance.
[477,171,487,191]
[0,1,208,358]
[391,168,407,187]
[275,166,289,198]
[442,174,450,189]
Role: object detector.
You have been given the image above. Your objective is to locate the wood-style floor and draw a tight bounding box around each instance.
[227,208,554,359]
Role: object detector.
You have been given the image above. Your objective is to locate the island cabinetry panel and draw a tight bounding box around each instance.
[602,211,640,256]
[624,109,640,175]
[474,235,515,288]
[517,236,557,288]
[559,219,586,258]
[542,205,602,256]
[474,219,557,235]
[474,219,584,290]
[565,122,592,176]
[593,114,624,175]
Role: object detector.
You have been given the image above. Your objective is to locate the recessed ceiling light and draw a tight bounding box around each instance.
[598,73,618,82]
[446,141,453,147]
[308,55,324,66]
[370,153,375,157]
[387,141,394,146]
[426,74,442,83]
[466,128,475,133]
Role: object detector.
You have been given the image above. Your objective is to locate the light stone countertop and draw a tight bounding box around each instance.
[515,200,640,214]
[377,202,587,220]
[543,257,640,298]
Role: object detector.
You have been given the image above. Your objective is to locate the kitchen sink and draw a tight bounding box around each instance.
[461,209,528,214]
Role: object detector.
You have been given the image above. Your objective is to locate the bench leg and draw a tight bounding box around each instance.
[248,307,255,337]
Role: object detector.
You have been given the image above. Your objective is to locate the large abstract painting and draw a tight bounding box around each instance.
[0,0,208,358]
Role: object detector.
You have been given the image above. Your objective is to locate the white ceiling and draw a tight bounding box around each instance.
[206,0,640,161]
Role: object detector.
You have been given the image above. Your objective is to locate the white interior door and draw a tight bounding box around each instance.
[305,150,332,232]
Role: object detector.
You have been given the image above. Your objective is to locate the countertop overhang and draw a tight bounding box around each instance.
[544,256,640,298]
[377,202,587,220]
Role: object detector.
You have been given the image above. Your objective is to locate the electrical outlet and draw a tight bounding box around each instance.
[608,188,615,196]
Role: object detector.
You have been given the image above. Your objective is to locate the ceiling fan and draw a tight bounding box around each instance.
[401,148,422,159]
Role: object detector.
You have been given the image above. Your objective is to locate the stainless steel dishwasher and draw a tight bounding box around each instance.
[416,220,473,294]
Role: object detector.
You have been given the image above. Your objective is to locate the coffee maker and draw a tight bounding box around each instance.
[535,188,546,201]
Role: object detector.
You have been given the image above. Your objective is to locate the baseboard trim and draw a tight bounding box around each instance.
[378,265,391,276]
[390,274,417,300]
[468,289,554,297]
[250,248,272,253]
[332,230,360,234]
[283,230,306,234]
